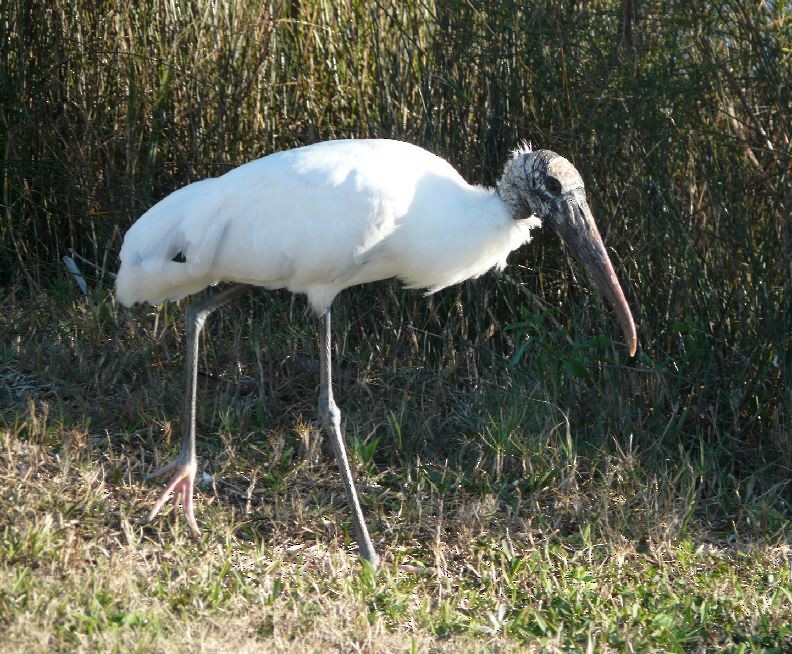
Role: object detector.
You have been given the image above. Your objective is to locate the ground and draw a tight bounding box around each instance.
[1,287,790,652]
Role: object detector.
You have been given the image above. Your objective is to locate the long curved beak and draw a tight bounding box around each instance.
[554,192,638,356]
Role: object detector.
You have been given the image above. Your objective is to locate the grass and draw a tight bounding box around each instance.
[1,0,790,650]
[1,288,790,652]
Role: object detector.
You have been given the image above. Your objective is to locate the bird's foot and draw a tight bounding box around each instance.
[146,458,200,536]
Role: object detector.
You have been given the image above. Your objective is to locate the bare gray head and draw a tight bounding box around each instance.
[497,145,638,356]
[497,145,585,222]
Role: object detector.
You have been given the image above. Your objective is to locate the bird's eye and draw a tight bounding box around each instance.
[545,176,562,196]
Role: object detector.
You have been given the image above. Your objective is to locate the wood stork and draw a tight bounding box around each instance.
[116,139,637,568]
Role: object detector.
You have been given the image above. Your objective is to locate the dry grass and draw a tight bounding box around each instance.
[1,288,790,652]
[1,0,790,650]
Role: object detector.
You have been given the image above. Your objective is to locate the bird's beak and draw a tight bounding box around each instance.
[554,192,638,356]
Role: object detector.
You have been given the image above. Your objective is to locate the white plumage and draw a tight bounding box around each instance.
[117,138,636,568]
[117,139,541,311]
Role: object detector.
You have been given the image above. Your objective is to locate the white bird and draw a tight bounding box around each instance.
[116,139,637,568]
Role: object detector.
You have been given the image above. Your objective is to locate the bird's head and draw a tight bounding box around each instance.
[497,146,638,356]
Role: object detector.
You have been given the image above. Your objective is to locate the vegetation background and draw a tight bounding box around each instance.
[1,0,790,651]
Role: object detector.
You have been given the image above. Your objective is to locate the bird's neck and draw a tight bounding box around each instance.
[495,165,526,221]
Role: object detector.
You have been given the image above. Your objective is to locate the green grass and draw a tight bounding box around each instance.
[1,0,790,650]
[1,290,790,652]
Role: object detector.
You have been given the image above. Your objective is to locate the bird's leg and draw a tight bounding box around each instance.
[318,309,380,568]
[147,284,249,535]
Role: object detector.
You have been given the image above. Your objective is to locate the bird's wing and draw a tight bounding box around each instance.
[116,139,472,306]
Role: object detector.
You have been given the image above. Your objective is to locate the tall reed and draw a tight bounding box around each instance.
[1,0,789,468]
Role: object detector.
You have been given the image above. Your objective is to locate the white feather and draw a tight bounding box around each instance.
[116,139,542,312]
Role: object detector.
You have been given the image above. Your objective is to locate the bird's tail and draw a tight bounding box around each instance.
[116,179,229,306]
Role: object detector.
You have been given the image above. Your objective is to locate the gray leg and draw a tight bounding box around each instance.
[318,309,379,567]
[148,284,249,534]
